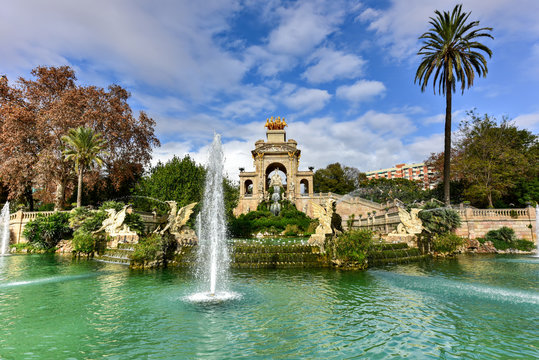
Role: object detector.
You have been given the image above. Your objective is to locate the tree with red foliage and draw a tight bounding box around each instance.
[0,66,160,209]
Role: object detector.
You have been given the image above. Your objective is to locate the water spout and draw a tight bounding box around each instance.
[188,133,238,302]
[1,202,10,256]
[535,204,539,257]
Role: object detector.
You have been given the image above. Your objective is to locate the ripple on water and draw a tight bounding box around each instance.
[0,255,537,359]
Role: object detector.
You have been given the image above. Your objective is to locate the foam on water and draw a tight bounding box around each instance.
[371,269,539,305]
[0,273,102,289]
[185,291,242,303]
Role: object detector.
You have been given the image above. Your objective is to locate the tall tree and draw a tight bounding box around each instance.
[0,66,160,209]
[62,127,108,207]
[415,4,493,205]
[453,112,537,208]
[313,163,362,195]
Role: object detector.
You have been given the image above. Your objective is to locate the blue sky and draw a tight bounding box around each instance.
[1,0,538,179]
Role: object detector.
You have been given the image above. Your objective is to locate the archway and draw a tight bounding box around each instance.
[265,162,287,192]
[244,179,253,195]
[300,179,309,195]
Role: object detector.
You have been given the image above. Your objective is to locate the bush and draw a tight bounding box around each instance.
[69,207,93,230]
[283,224,300,236]
[515,239,535,252]
[132,233,177,263]
[485,227,517,246]
[331,229,373,263]
[431,233,464,253]
[23,212,72,249]
[132,234,161,262]
[418,207,461,234]
[417,206,461,254]
[229,202,312,238]
[100,201,124,212]
[72,230,105,255]
[125,213,145,235]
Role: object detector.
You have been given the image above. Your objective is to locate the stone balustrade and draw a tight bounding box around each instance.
[346,206,537,242]
[8,209,167,244]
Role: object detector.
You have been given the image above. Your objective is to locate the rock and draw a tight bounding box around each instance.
[476,240,496,253]
[56,240,74,253]
[175,227,198,246]
[467,238,480,250]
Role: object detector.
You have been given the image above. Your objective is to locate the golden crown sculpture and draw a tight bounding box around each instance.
[264,116,287,130]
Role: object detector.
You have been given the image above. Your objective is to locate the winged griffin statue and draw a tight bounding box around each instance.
[158,201,197,236]
[308,199,335,246]
[94,205,134,236]
[391,206,423,235]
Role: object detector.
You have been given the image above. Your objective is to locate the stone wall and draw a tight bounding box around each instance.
[347,206,537,243]
[8,209,166,245]
[9,210,71,244]
[454,207,536,241]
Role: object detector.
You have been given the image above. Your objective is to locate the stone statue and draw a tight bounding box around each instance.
[94,205,133,236]
[391,207,423,235]
[308,199,335,246]
[159,201,198,235]
[269,172,283,187]
[94,205,138,247]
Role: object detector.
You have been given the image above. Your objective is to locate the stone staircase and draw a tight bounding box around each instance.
[94,243,134,265]
[367,242,428,267]
[232,244,325,268]
[170,244,325,269]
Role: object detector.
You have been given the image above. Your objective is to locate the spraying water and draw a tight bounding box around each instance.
[187,134,237,302]
[1,202,10,256]
[535,204,539,257]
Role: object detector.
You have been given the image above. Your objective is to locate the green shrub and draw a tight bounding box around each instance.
[283,224,300,236]
[431,233,464,253]
[72,230,103,255]
[229,203,312,238]
[69,207,93,230]
[485,227,517,246]
[417,206,461,254]
[418,207,461,234]
[23,212,72,249]
[125,213,145,235]
[132,234,160,262]
[331,229,373,263]
[132,233,177,263]
[515,239,534,252]
[100,201,124,212]
[81,210,109,232]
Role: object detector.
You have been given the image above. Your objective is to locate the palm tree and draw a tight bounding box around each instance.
[415,4,492,205]
[62,127,108,207]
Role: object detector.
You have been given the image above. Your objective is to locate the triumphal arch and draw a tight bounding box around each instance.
[234,117,314,215]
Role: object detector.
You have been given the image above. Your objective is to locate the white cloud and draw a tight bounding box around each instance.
[0,0,247,101]
[154,109,433,179]
[267,1,344,56]
[336,80,386,103]
[358,0,539,60]
[281,87,332,113]
[302,48,366,83]
[513,112,539,132]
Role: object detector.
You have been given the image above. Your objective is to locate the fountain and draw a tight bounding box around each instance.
[269,186,281,216]
[187,134,237,302]
[535,204,539,257]
[1,202,10,256]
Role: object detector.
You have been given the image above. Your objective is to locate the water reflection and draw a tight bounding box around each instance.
[0,254,537,359]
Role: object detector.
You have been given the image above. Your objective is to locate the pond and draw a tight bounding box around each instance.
[0,254,537,359]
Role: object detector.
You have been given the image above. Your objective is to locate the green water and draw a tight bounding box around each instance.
[0,255,537,359]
